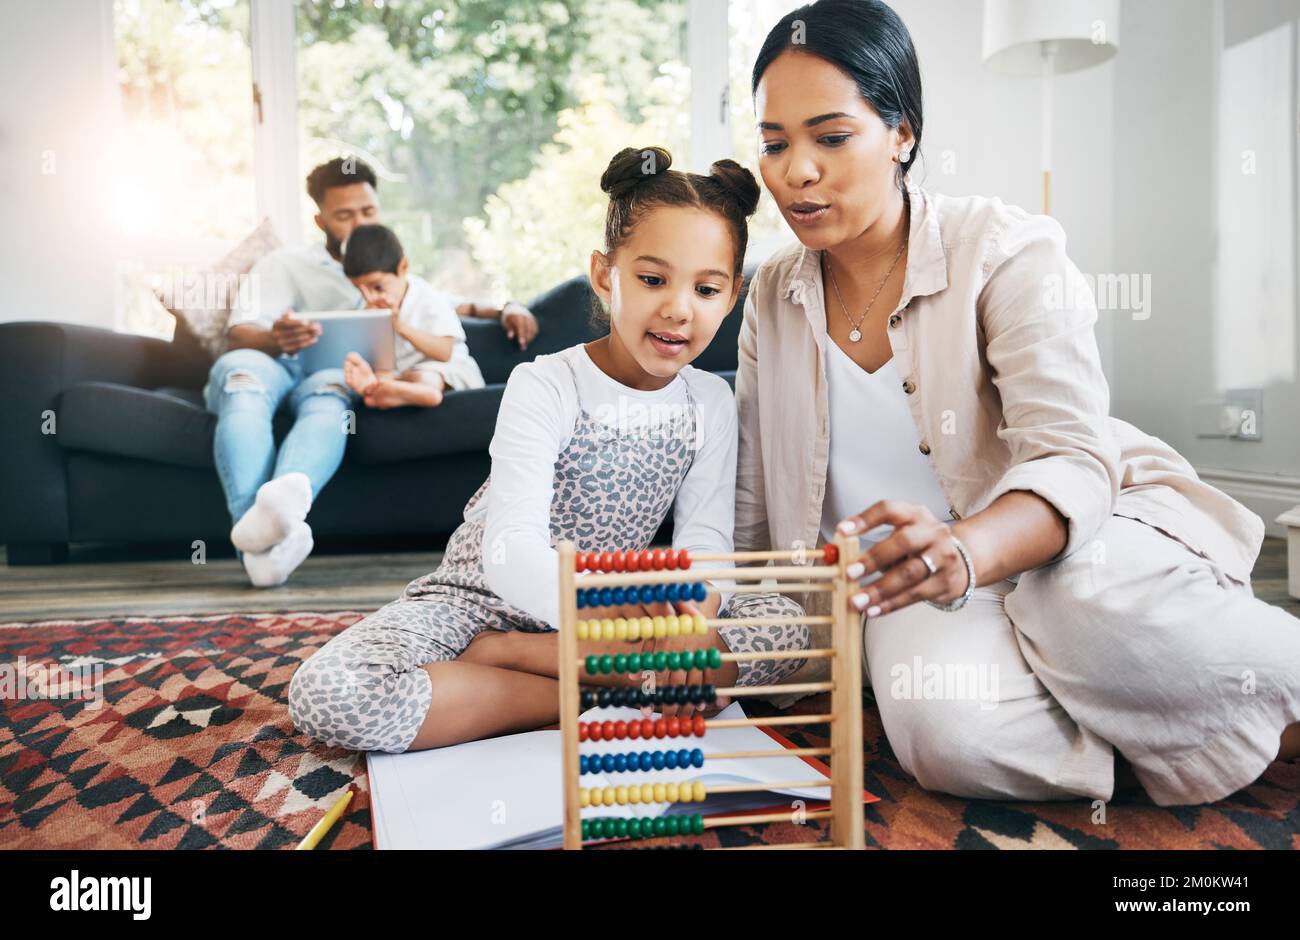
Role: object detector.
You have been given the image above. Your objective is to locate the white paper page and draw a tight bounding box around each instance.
[367,702,833,849]
[365,753,387,848]
[368,728,578,850]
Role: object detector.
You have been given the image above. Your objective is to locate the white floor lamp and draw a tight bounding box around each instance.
[982,0,1121,215]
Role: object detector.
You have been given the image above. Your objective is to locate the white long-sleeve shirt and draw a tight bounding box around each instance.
[479,344,738,628]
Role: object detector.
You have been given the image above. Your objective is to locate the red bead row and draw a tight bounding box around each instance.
[578,715,707,741]
[575,548,692,573]
[574,544,839,572]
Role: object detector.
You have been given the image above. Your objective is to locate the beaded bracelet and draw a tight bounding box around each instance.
[925,534,977,612]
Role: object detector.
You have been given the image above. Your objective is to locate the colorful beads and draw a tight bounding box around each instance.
[576,549,694,573]
[574,615,703,638]
[576,713,708,739]
[578,685,720,712]
[822,544,839,564]
[578,748,706,775]
[581,813,705,842]
[582,649,719,676]
[580,781,707,806]
[576,583,709,610]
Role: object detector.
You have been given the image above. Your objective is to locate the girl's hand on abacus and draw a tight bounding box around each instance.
[646,605,736,718]
[675,597,732,710]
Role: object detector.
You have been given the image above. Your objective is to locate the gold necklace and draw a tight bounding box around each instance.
[824,234,907,343]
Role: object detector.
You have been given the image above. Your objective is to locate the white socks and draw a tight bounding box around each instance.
[242,521,314,588]
[231,473,313,555]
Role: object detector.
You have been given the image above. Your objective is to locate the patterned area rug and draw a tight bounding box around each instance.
[1,612,1296,849]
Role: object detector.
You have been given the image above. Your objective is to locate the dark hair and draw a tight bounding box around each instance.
[751,0,923,188]
[306,156,378,207]
[342,224,404,278]
[600,146,760,278]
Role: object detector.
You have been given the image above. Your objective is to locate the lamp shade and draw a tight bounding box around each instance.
[982,0,1120,76]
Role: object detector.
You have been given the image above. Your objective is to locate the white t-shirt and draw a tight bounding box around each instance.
[231,242,362,330]
[818,337,953,547]
[394,274,471,372]
[479,345,738,629]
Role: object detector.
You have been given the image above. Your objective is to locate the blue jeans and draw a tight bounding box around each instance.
[204,348,358,524]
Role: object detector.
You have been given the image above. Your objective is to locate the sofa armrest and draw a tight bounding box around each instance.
[463,276,605,385]
[0,322,209,546]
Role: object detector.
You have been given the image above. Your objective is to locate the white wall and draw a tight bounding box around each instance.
[1112,0,1300,533]
[0,0,118,328]
[890,0,1117,384]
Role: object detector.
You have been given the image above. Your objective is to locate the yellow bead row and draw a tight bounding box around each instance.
[579,781,709,807]
[574,614,708,642]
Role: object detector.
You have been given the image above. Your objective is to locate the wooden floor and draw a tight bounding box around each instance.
[1,537,1296,623]
[0,544,444,621]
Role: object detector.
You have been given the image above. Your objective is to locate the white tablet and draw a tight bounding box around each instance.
[294,310,396,374]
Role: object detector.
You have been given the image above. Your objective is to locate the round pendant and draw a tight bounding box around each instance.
[848,328,862,342]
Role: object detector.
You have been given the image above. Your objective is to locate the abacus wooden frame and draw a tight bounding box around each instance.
[558,534,864,850]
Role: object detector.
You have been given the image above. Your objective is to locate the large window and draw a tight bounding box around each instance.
[112,0,259,335]
[296,0,689,303]
[112,0,787,332]
[729,0,795,265]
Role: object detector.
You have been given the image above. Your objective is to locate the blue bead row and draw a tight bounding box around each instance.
[575,583,709,609]
[579,748,707,775]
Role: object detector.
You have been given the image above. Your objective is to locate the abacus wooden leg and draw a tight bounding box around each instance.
[830,533,865,849]
[558,541,582,850]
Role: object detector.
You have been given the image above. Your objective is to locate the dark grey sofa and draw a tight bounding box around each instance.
[0,272,748,564]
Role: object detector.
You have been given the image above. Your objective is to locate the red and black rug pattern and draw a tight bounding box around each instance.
[1,612,1296,849]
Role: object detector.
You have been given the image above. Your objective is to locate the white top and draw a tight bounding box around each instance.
[231,241,472,334]
[232,243,362,330]
[480,345,738,628]
[394,274,472,372]
[818,337,954,548]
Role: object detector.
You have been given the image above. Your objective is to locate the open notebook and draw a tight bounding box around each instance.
[368,702,873,849]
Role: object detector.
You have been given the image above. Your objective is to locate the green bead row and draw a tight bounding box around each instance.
[582,814,706,841]
[584,648,723,676]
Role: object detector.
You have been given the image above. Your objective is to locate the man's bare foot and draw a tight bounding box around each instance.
[344,352,378,396]
[362,378,444,409]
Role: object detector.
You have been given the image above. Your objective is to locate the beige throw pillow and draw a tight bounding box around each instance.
[156,217,280,359]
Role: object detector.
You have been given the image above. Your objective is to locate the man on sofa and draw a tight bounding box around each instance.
[206,156,540,587]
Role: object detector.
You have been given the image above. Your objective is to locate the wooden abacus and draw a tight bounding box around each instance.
[557,534,864,849]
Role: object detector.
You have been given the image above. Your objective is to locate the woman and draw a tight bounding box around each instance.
[739,0,1300,805]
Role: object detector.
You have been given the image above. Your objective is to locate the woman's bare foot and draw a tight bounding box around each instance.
[344,352,378,396]
[362,377,444,409]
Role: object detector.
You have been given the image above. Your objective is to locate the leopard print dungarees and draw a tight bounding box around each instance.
[289,356,810,752]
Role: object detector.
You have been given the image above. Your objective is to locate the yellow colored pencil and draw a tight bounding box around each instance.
[295,786,354,850]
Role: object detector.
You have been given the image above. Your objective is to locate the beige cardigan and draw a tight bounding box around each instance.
[735,186,1265,702]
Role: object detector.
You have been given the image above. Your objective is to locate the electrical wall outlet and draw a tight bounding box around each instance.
[1224,387,1263,440]
[1194,389,1263,440]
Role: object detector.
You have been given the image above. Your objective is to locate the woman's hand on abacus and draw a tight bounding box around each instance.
[836,499,972,617]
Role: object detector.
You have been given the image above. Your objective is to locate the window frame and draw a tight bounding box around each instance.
[110,0,731,308]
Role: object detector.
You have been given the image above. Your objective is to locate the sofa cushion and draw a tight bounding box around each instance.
[156,217,281,362]
[58,382,220,469]
[347,385,503,464]
[56,380,505,469]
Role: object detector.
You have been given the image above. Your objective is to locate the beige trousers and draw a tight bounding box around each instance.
[863,514,1300,806]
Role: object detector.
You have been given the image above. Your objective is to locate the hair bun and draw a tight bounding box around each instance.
[600,146,673,199]
[708,159,761,217]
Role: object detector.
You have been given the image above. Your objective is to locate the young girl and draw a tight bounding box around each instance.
[289,146,810,753]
